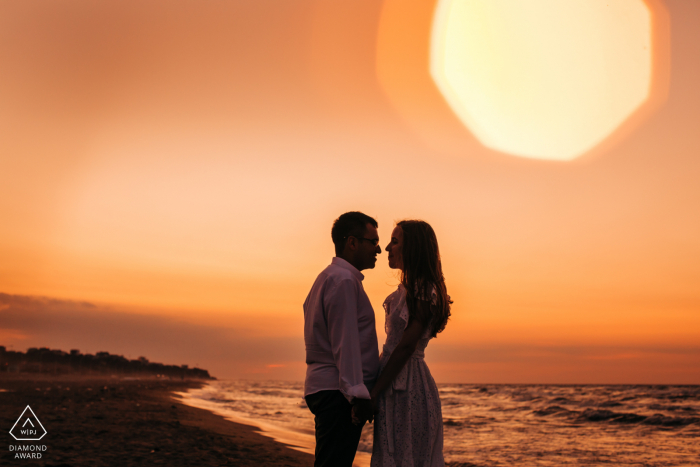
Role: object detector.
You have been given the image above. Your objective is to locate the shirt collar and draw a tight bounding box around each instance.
[332,257,364,281]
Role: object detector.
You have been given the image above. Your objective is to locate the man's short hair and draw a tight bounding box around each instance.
[331,212,378,256]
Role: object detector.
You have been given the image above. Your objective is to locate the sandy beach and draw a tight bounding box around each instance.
[1,374,314,466]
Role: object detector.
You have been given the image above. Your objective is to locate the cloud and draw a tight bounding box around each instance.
[0,293,304,380]
[3,292,699,384]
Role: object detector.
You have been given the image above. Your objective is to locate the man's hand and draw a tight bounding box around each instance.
[351,399,373,426]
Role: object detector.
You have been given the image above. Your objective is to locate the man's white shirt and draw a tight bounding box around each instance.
[304,257,379,402]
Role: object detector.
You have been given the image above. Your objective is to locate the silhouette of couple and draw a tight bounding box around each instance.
[304,211,452,467]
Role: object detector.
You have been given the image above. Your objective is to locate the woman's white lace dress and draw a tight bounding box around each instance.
[371,284,444,467]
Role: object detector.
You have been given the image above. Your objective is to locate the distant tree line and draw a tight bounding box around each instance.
[0,346,213,379]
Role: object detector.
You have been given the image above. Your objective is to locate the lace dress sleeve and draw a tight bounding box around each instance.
[413,285,438,339]
[398,291,409,328]
[399,284,438,334]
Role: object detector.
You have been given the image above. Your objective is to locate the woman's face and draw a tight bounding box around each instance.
[386,225,404,270]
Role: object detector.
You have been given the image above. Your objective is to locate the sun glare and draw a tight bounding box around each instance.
[430,0,653,161]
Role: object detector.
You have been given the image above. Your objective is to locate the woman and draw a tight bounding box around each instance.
[370,219,452,466]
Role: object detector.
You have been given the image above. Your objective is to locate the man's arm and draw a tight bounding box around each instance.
[324,277,371,403]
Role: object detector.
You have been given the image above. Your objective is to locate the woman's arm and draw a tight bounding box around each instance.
[369,299,431,408]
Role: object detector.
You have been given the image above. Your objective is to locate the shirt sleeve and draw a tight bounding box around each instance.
[324,277,371,403]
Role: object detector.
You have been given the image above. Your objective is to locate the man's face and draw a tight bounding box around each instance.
[356,223,381,270]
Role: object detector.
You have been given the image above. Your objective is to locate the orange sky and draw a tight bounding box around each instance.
[1,0,698,383]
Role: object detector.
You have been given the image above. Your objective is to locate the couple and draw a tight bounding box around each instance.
[303,211,452,467]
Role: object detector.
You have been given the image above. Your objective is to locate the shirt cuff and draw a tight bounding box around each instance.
[340,382,371,403]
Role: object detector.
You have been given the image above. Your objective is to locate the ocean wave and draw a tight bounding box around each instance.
[511,394,542,402]
[208,397,237,403]
[666,392,699,401]
[532,405,571,417]
[444,418,494,428]
[597,400,624,407]
[577,409,647,423]
[645,387,700,401]
[575,409,699,426]
[549,396,571,404]
[184,381,700,466]
[246,389,296,397]
[441,397,464,406]
[642,414,700,427]
[490,405,529,412]
[646,403,697,413]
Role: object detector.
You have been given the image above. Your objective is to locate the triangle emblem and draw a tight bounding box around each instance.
[9,406,47,441]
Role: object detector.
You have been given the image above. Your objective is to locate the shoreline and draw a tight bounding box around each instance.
[1,374,314,466]
[177,382,372,467]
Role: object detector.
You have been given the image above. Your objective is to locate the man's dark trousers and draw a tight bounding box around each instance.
[305,390,365,467]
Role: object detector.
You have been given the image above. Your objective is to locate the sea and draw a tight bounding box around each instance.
[177,381,700,467]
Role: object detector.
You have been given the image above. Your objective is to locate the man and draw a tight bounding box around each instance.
[303,211,381,467]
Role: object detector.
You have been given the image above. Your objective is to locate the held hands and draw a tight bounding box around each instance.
[351,398,374,426]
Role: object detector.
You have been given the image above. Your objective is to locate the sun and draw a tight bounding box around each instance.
[430,0,654,161]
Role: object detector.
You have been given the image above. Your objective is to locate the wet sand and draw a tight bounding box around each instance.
[0,374,314,466]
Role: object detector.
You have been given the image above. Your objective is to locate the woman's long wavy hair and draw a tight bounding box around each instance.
[398,220,452,337]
